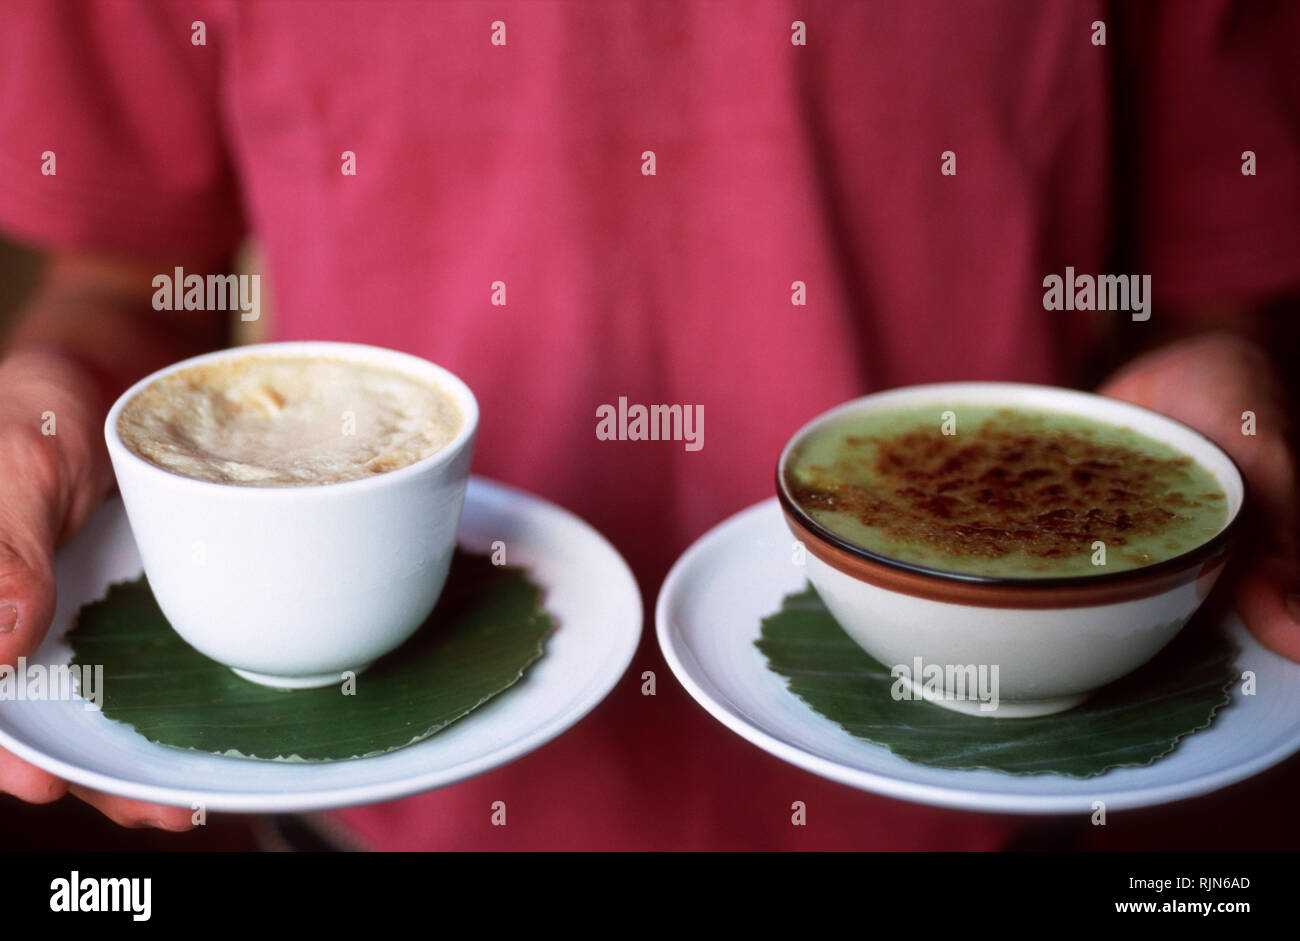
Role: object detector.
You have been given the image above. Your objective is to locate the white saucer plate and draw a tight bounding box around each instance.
[0,477,641,813]
[656,498,1300,814]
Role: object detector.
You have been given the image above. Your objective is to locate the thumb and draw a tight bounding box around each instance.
[0,429,63,666]
[0,429,68,806]
[1234,549,1300,663]
[0,535,57,664]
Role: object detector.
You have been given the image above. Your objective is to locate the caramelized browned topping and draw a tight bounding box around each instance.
[791,421,1220,564]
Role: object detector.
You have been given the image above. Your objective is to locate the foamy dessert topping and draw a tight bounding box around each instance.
[117,355,462,486]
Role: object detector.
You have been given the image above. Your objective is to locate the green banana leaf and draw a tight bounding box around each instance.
[68,550,553,761]
[756,585,1239,777]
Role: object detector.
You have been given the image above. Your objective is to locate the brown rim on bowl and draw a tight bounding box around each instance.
[779,504,1236,608]
[774,393,1248,609]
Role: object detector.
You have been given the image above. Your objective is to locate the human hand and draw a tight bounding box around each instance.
[1098,331,1300,661]
[0,347,195,829]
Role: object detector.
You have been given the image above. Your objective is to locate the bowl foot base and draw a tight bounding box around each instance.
[230,662,374,690]
[901,677,1089,718]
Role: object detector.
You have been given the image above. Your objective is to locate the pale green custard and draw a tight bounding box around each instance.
[785,404,1229,578]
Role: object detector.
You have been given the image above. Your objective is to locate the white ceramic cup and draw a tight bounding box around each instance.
[104,341,479,689]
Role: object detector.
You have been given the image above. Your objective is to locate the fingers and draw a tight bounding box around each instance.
[0,747,195,832]
[0,746,69,804]
[68,785,197,831]
[1235,551,1300,662]
[0,752,197,829]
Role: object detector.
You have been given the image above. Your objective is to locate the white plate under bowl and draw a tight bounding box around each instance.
[0,477,641,813]
[656,498,1300,814]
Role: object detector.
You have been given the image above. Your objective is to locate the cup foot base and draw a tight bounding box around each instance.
[902,677,1089,718]
[231,663,374,690]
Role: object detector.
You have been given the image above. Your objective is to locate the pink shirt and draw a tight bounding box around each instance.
[3,0,1297,850]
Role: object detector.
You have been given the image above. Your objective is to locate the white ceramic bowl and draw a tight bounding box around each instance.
[777,382,1246,718]
[104,341,478,689]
